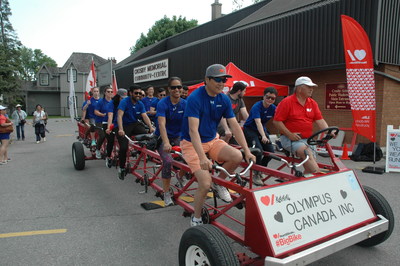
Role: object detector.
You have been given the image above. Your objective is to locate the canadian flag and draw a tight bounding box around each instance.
[85,59,96,100]
[112,71,118,96]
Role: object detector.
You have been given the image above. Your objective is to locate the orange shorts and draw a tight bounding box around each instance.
[181,138,228,173]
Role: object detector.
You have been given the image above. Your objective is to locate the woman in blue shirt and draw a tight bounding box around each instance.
[243,87,278,186]
[155,77,186,206]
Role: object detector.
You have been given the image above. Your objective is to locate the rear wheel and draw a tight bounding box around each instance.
[72,142,85,170]
[357,186,394,247]
[179,225,239,266]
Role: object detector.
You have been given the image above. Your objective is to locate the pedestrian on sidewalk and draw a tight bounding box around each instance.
[11,104,27,141]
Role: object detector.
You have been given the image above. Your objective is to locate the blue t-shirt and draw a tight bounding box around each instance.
[142,96,156,111]
[117,97,146,125]
[106,100,118,127]
[244,100,276,133]
[94,98,111,123]
[155,96,186,139]
[85,97,100,119]
[181,86,235,143]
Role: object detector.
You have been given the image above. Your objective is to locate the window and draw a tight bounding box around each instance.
[67,69,77,82]
[39,73,49,86]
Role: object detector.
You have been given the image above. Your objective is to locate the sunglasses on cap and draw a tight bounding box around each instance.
[209,77,228,83]
[170,85,182,90]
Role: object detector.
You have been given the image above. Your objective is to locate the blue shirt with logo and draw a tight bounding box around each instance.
[155,96,186,139]
[244,100,276,133]
[142,97,156,111]
[94,98,111,123]
[85,97,100,119]
[181,86,234,142]
[117,97,146,126]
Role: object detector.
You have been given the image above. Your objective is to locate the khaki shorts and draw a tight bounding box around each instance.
[181,138,228,173]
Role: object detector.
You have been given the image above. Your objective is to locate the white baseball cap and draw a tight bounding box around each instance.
[295,76,317,87]
[0,105,7,110]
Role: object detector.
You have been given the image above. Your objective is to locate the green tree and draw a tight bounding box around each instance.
[20,46,57,81]
[130,15,198,54]
[232,0,264,10]
[0,0,21,95]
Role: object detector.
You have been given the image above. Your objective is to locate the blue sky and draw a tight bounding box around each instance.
[9,0,253,66]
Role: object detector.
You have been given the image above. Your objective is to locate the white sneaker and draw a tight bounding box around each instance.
[212,183,232,203]
[95,149,101,159]
[164,192,174,207]
[36,141,40,144]
[43,137,46,142]
[190,215,203,227]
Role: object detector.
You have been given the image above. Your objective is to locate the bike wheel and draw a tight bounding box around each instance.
[357,186,394,247]
[179,225,239,266]
[72,142,85,170]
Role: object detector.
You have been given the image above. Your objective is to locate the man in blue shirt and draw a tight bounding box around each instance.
[243,87,277,186]
[94,85,113,159]
[82,88,100,146]
[181,64,255,227]
[116,84,154,179]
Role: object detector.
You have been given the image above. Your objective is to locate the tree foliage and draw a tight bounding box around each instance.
[20,46,57,81]
[232,0,264,10]
[0,0,21,95]
[130,15,198,54]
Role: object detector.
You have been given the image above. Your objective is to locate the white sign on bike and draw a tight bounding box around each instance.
[253,170,375,256]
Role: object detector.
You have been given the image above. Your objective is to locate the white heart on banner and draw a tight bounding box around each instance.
[354,50,367,61]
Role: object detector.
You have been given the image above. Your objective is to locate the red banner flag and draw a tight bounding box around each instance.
[85,59,96,100]
[112,71,118,96]
[341,15,376,142]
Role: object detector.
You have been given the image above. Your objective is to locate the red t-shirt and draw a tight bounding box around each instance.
[274,94,323,138]
[0,114,7,125]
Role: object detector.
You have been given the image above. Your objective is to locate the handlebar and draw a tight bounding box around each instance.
[268,153,309,168]
[213,160,254,178]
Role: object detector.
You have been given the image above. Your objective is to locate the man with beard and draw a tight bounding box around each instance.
[116,84,154,180]
[218,81,249,143]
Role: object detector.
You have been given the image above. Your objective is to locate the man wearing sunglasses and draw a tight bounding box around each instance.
[181,64,256,227]
[243,87,278,186]
[273,76,333,175]
[116,84,154,180]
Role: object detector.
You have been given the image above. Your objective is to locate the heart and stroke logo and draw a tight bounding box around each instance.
[347,49,367,61]
[340,189,347,199]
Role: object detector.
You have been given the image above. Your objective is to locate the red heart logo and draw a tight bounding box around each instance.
[273,233,280,239]
[261,196,271,206]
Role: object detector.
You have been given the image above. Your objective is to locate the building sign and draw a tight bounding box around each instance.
[253,170,375,256]
[325,83,351,110]
[133,59,168,83]
[386,125,400,172]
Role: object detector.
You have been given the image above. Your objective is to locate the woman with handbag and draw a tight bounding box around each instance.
[0,105,13,165]
[11,104,27,141]
[33,104,47,144]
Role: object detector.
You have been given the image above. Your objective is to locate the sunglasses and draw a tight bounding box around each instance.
[134,91,142,95]
[209,77,228,83]
[159,94,166,96]
[106,91,113,93]
[170,85,182,90]
[265,96,276,101]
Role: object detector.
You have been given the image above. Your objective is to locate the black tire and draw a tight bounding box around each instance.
[179,225,239,266]
[72,142,85,170]
[357,186,394,247]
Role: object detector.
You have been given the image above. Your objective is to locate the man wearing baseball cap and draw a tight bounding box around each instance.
[273,76,333,175]
[181,64,255,226]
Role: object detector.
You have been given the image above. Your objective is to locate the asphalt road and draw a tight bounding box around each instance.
[0,119,398,265]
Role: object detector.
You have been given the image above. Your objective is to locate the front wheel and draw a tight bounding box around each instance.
[179,225,239,266]
[72,142,85,170]
[357,186,394,247]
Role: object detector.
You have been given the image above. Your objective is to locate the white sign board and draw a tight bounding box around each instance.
[386,125,400,172]
[253,170,375,256]
[133,59,168,83]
